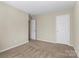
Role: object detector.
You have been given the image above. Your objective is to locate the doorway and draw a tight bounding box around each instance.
[56,14,70,45]
[30,19,36,40]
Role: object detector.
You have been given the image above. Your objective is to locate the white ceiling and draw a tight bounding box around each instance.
[4,1,75,15]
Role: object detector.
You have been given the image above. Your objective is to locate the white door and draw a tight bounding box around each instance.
[56,14,70,45]
[30,19,36,40]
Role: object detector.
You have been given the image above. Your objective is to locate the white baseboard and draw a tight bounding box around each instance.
[0,41,28,53]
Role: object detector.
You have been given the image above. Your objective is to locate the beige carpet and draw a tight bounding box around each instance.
[0,40,77,58]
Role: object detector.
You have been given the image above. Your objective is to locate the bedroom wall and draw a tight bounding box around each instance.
[35,9,73,44]
[36,14,56,43]
[72,1,79,57]
[0,2,29,52]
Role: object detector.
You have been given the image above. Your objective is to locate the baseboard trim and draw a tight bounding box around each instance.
[0,41,28,53]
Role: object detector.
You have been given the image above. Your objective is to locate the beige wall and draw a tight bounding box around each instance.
[73,2,79,57]
[36,14,56,43]
[0,2,29,52]
[36,10,73,44]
